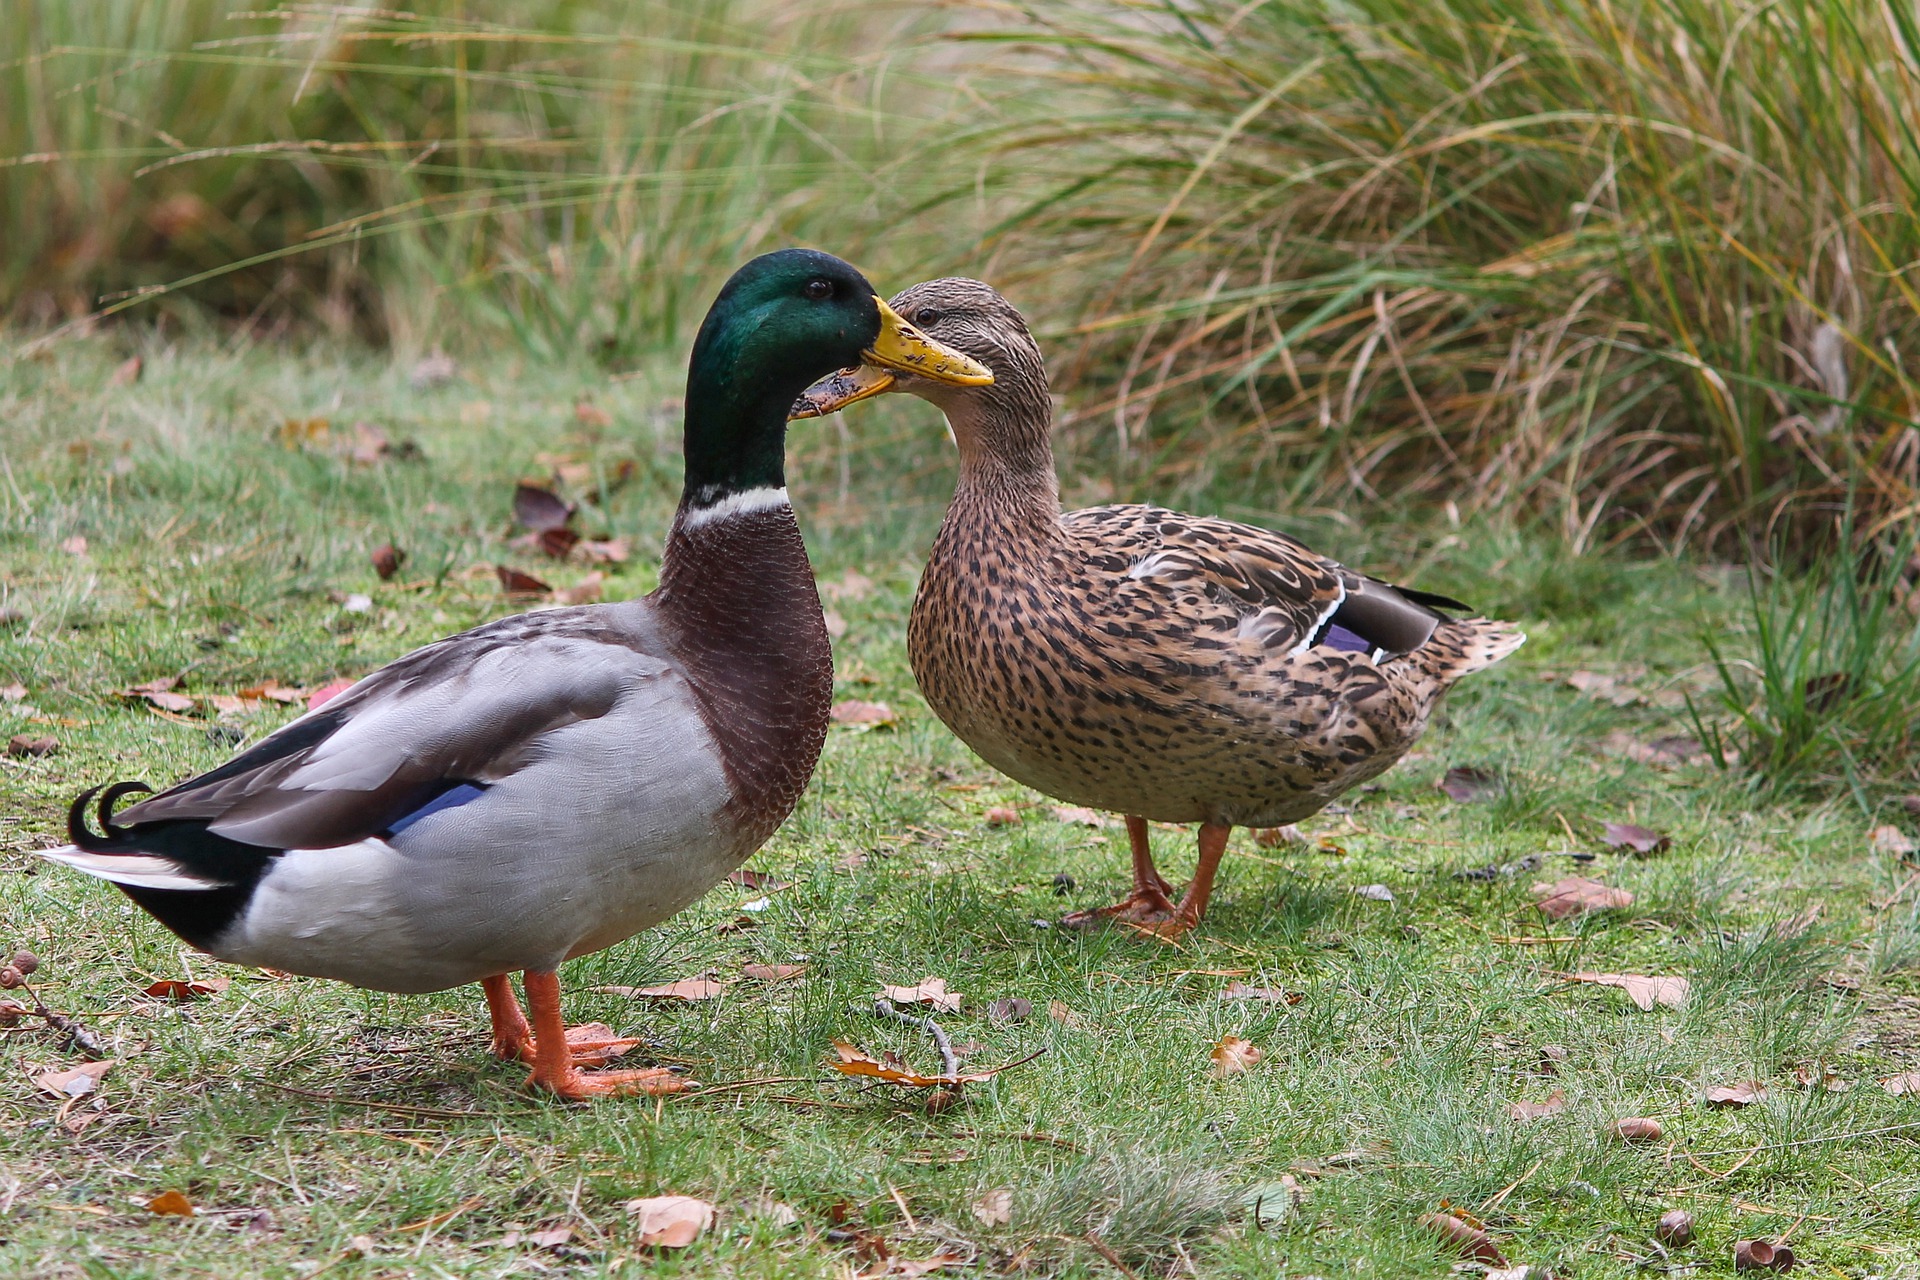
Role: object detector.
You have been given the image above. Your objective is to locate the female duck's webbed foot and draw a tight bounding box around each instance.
[1061,815,1183,927]
[1066,821,1232,941]
[487,972,670,1097]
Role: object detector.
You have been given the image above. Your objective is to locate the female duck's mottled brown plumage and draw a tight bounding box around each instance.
[802,278,1524,936]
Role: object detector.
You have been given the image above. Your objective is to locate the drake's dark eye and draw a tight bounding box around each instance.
[914,308,943,328]
[804,278,833,301]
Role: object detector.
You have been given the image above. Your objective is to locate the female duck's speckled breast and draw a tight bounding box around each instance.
[909,492,1428,828]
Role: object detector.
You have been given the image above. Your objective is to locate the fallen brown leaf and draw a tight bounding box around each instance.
[144,977,230,1001]
[1439,764,1500,802]
[879,977,961,1013]
[1220,981,1302,1005]
[0,683,25,701]
[1608,1117,1664,1143]
[1703,1080,1767,1107]
[32,1059,114,1098]
[1532,876,1634,919]
[971,1188,1012,1227]
[1253,825,1306,847]
[1602,822,1671,855]
[1507,1089,1567,1121]
[1049,804,1116,828]
[554,572,604,606]
[306,677,355,710]
[984,806,1021,827]
[1210,1035,1263,1077]
[7,734,57,757]
[986,997,1031,1024]
[1792,1064,1849,1092]
[371,543,405,581]
[1566,971,1689,1010]
[1567,670,1645,706]
[625,1195,713,1248]
[740,963,806,982]
[496,565,553,598]
[512,483,576,533]
[858,1253,966,1278]
[826,1040,1002,1087]
[831,700,897,728]
[579,537,631,564]
[1881,1071,1920,1095]
[1420,1211,1506,1265]
[110,355,143,387]
[1048,999,1084,1028]
[1869,824,1917,857]
[121,678,196,713]
[147,1190,196,1216]
[602,975,730,1002]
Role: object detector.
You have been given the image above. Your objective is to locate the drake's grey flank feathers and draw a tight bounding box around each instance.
[796,277,1521,937]
[42,249,992,1098]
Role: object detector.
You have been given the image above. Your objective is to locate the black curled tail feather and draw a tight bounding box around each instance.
[67,782,154,850]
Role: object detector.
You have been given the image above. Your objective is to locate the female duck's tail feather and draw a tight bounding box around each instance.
[1411,618,1526,684]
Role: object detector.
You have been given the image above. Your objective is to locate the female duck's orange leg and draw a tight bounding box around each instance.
[520,970,685,1099]
[1146,821,1232,939]
[1062,815,1180,927]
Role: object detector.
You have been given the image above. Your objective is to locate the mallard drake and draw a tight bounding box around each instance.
[42,250,991,1098]
[795,278,1522,938]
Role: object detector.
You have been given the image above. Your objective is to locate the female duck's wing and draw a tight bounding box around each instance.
[53,604,679,884]
[1064,505,1464,658]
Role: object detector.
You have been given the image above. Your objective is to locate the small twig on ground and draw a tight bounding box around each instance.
[1083,1232,1142,1280]
[871,997,959,1078]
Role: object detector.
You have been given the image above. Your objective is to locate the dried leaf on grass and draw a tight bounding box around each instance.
[1532,876,1633,918]
[1210,1035,1264,1077]
[1050,805,1116,828]
[984,806,1021,827]
[971,1188,1012,1227]
[1881,1071,1920,1094]
[986,997,1031,1024]
[827,1041,1001,1088]
[600,975,730,1002]
[496,565,554,598]
[147,1190,196,1216]
[554,572,604,606]
[1565,971,1689,1010]
[1870,824,1917,856]
[1608,1117,1664,1143]
[513,483,576,533]
[831,700,897,728]
[740,963,806,982]
[1507,1090,1567,1121]
[1792,1064,1849,1092]
[624,1195,713,1248]
[579,537,631,564]
[1602,822,1671,855]
[144,977,230,1001]
[1221,982,1302,1005]
[1439,764,1501,802]
[121,677,195,713]
[110,355,144,387]
[1420,1211,1506,1265]
[878,977,961,1013]
[307,677,355,710]
[32,1059,114,1098]
[1567,670,1645,706]
[7,734,57,757]
[1703,1080,1768,1107]
[371,543,405,581]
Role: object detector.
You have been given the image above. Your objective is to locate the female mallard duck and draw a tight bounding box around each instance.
[795,277,1522,938]
[42,250,991,1099]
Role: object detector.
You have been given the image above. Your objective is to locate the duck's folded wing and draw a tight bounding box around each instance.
[1072,505,1460,657]
[111,609,665,852]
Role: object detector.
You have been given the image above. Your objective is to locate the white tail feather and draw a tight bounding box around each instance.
[38,845,217,892]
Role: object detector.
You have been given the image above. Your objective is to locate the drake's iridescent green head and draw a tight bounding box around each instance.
[681,249,991,509]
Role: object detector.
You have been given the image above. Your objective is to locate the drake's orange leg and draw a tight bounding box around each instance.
[1062,815,1179,927]
[1145,822,1231,939]
[520,970,685,1100]
[482,974,533,1061]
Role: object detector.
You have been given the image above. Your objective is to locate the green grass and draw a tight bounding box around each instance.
[4,338,1920,1277]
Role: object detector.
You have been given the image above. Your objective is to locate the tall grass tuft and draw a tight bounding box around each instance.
[949,0,1920,548]
[2,2,951,358]
[1698,515,1920,803]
